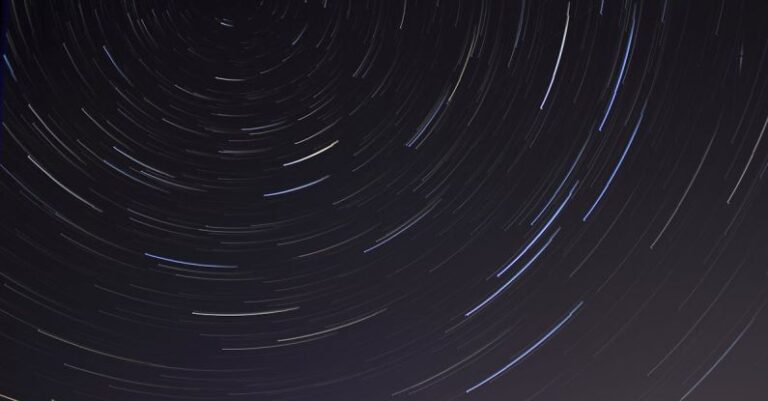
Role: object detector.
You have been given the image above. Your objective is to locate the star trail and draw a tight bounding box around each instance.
[1,1,768,400]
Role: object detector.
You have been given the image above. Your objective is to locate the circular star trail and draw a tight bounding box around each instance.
[2,1,768,400]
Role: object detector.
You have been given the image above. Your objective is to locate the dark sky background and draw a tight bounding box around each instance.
[2,0,768,400]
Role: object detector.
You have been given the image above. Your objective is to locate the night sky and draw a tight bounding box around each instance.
[2,0,768,400]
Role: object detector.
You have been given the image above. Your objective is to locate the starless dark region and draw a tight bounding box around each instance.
[1,0,768,400]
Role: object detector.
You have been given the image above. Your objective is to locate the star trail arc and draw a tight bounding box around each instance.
[1,1,768,400]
